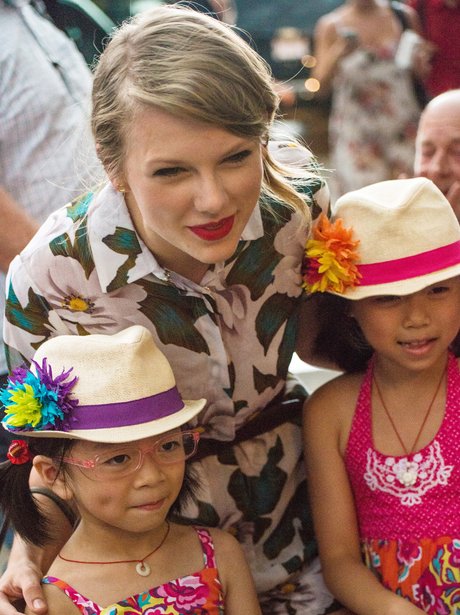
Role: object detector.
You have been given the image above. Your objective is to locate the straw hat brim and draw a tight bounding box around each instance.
[14,398,206,443]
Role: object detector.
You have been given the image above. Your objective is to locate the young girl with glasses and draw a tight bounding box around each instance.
[0,325,261,615]
[303,177,460,613]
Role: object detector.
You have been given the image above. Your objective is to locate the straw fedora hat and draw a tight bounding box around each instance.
[1,325,206,443]
[304,177,460,300]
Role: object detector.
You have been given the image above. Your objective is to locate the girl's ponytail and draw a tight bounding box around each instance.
[0,437,72,546]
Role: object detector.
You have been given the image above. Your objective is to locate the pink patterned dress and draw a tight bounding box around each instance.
[42,528,224,614]
[345,353,460,613]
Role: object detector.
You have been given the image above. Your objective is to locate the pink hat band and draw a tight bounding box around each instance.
[358,240,460,286]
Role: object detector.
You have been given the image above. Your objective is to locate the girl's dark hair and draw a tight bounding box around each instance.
[170,464,200,518]
[310,293,460,373]
[309,294,372,374]
[0,437,73,546]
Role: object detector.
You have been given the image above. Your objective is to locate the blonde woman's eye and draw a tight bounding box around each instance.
[153,167,184,177]
[226,150,251,164]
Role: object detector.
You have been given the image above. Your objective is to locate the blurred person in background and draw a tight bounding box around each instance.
[408,0,460,98]
[414,88,460,219]
[0,0,101,450]
[311,0,430,197]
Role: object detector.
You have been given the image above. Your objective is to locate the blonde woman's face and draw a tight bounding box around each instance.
[119,107,264,283]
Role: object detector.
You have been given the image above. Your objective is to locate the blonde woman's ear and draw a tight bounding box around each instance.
[32,455,73,501]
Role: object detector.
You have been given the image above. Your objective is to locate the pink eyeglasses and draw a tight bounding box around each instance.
[61,430,200,481]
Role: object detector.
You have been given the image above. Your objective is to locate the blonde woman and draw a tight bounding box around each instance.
[0,4,338,614]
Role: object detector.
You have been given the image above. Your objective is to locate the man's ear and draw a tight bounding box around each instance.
[32,455,74,501]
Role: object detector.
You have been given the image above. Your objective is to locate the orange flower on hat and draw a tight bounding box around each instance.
[302,214,362,294]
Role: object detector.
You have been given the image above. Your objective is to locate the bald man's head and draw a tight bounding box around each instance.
[415,89,460,197]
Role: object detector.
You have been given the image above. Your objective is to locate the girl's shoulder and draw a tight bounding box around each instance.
[199,527,261,612]
[304,371,364,434]
[204,527,243,555]
[307,371,364,408]
[170,523,241,560]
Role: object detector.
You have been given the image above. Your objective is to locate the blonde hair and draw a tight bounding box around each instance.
[92,4,315,218]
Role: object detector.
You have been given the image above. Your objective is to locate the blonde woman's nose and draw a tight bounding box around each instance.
[193,173,229,214]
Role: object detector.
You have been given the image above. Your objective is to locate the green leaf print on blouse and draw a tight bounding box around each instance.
[47,194,95,280]
[253,366,279,395]
[226,239,283,302]
[5,286,52,338]
[263,480,313,567]
[180,500,220,528]
[66,192,94,222]
[255,293,298,355]
[102,227,142,292]
[228,436,286,522]
[276,298,301,378]
[138,279,211,355]
[226,204,292,300]
[49,221,94,280]
[303,176,326,220]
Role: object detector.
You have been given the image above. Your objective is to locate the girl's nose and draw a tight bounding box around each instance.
[403,296,430,328]
[133,450,166,485]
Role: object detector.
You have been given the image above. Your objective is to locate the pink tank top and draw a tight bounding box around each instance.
[42,527,224,614]
[345,353,460,541]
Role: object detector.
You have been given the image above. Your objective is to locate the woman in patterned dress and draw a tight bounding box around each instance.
[0,5,340,615]
[311,0,427,197]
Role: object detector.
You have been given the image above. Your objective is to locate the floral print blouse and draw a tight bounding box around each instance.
[4,165,326,442]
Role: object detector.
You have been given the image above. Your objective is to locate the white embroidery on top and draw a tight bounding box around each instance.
[364,441,453,506]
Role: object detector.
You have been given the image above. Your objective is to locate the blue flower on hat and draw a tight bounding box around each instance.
[0,358,79,433]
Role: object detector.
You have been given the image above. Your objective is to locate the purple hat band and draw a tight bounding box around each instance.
[70,386,184,430]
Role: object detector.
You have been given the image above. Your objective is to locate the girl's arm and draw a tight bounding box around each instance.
[303,379,425,615]
[311,16,359,98]
[211,529,262,615]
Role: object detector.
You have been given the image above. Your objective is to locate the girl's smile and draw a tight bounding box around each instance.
[131,499,167,512]
[397,338,438,355]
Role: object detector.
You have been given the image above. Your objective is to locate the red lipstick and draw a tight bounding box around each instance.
[189,215,234,241]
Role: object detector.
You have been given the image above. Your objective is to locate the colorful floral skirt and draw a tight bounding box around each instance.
[363,536,460,613]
